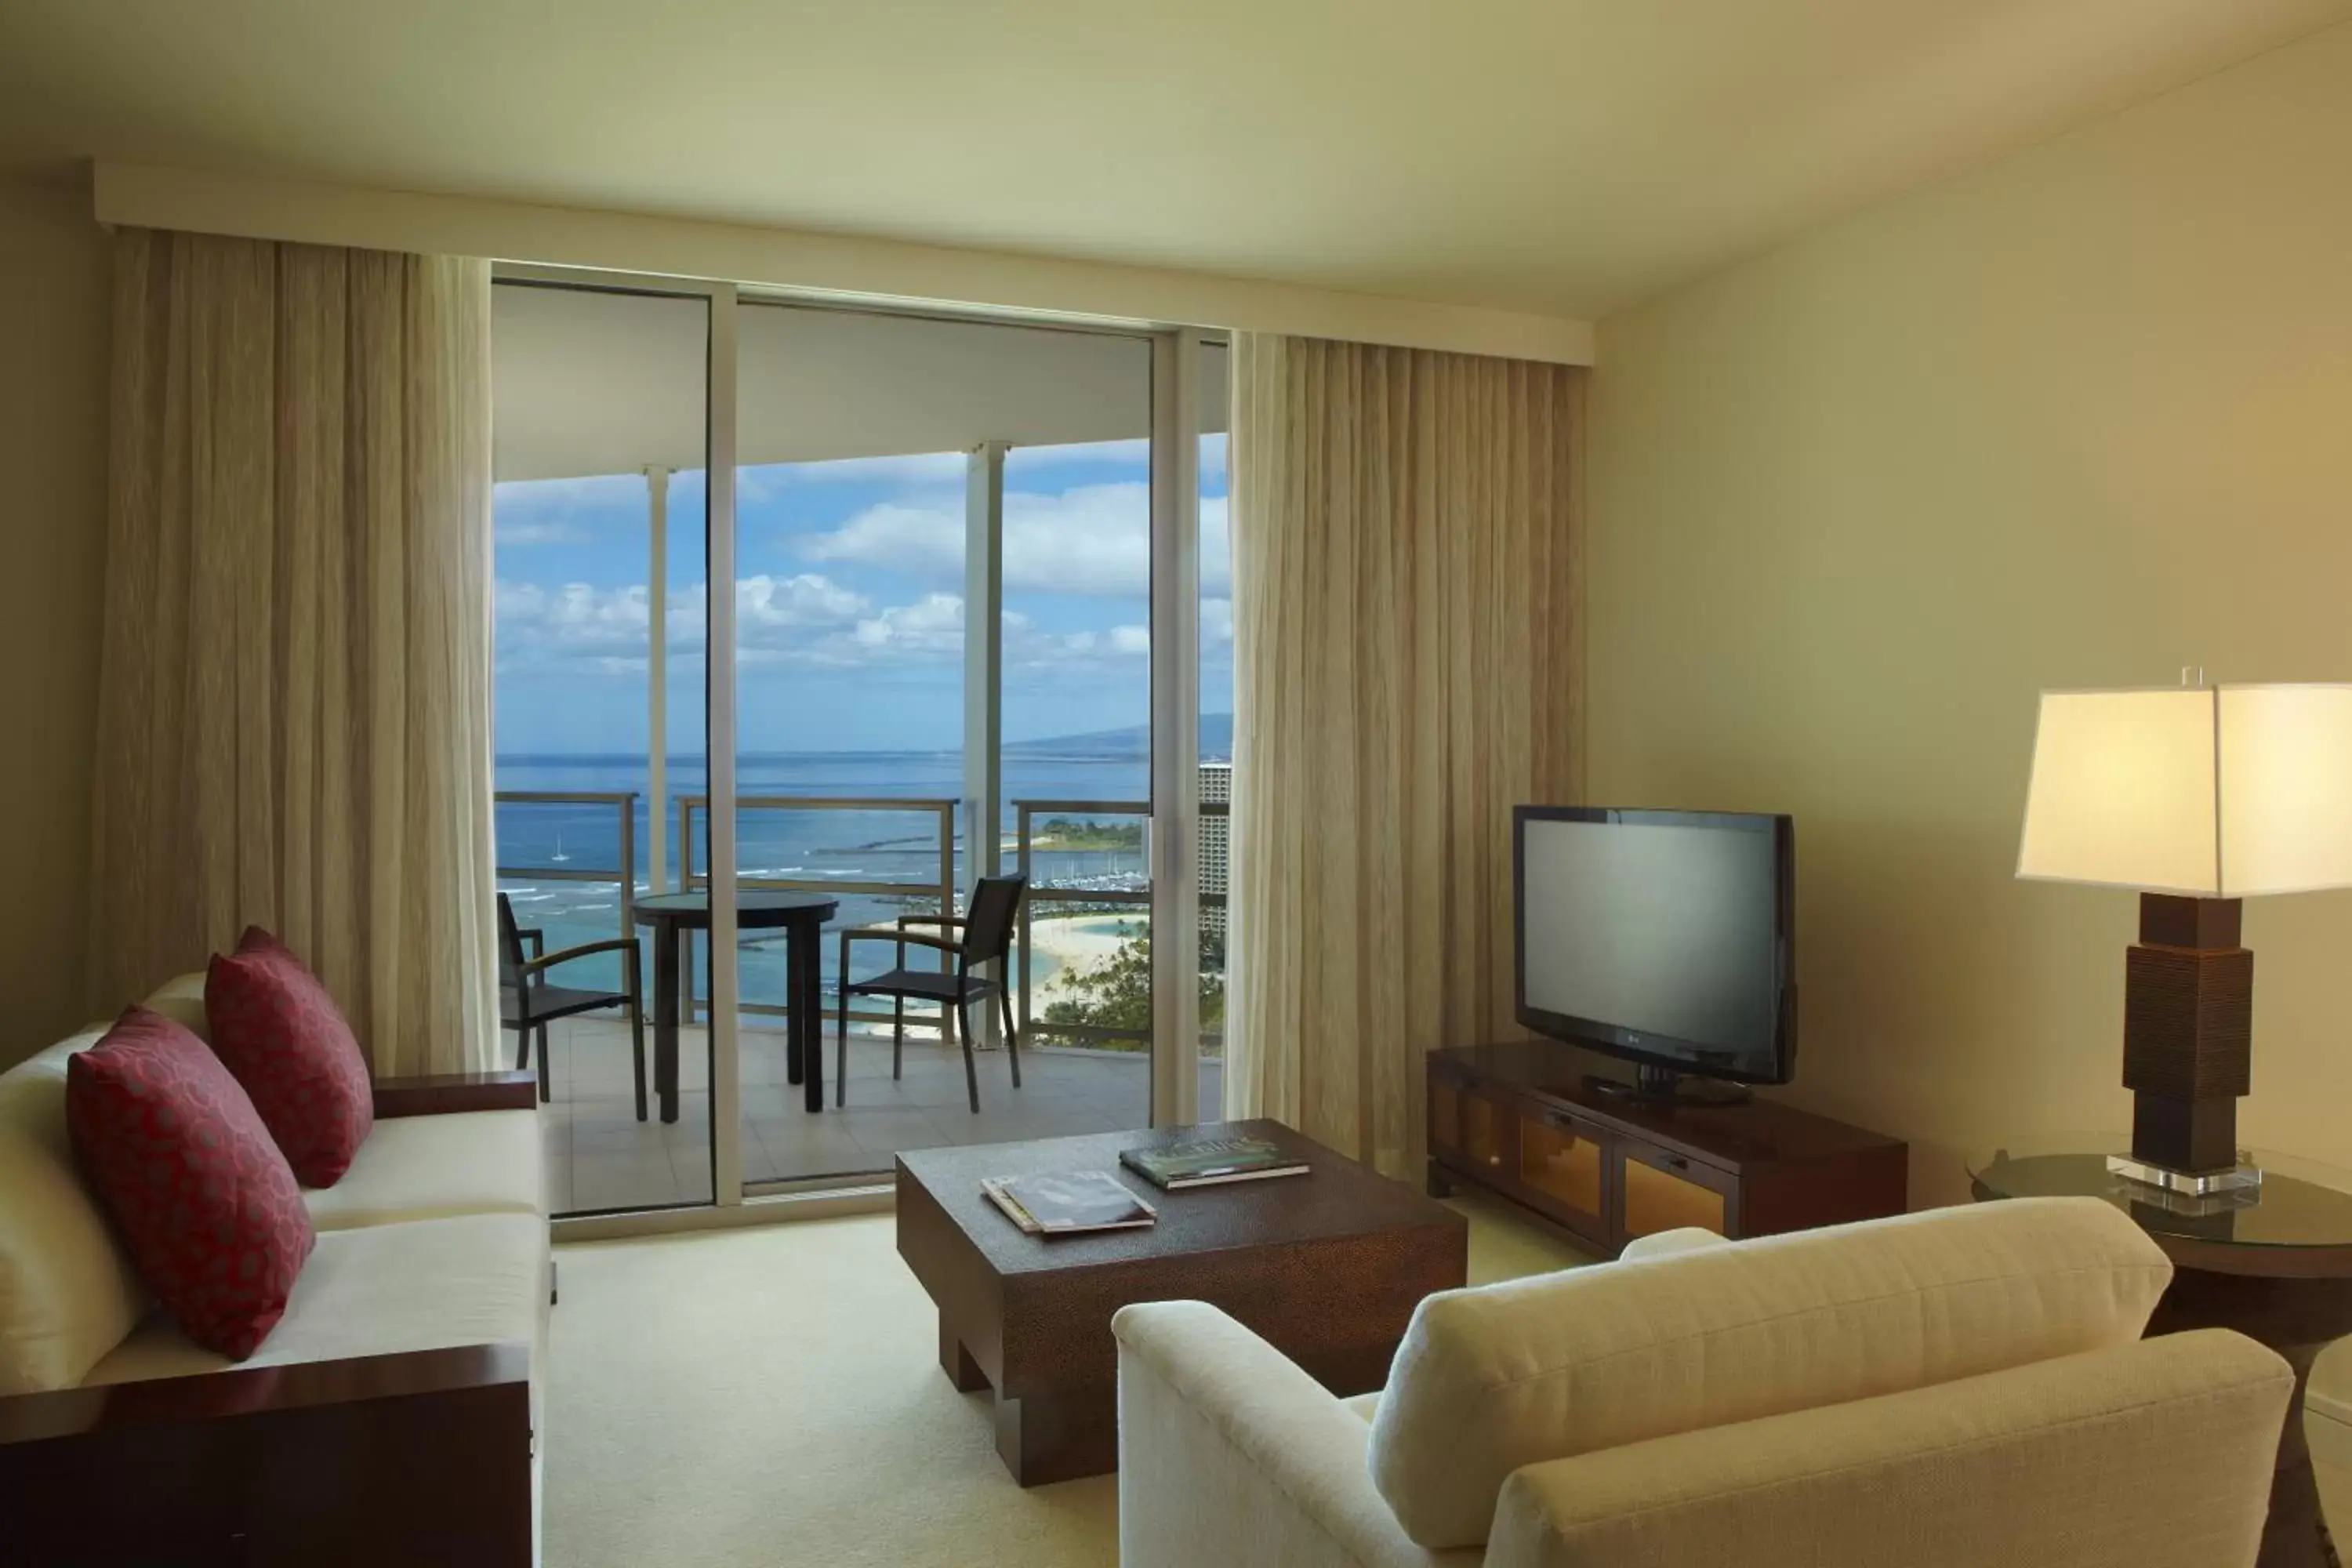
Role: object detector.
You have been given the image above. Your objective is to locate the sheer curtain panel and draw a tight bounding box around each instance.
[1225,334,1584,1178]
[90,228,497,1077]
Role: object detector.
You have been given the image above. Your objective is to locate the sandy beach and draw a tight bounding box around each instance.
[1023,911,1145,1007]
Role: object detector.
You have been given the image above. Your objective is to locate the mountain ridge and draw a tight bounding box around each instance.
[1004,712,1233,760]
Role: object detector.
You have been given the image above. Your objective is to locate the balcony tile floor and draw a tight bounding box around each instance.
[530,1014,1222,1214]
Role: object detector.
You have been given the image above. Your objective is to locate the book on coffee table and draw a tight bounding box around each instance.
[981,1171,1158,1235]
[1120,1135,1312,1189]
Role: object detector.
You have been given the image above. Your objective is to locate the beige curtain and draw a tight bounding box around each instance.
[1225,334,1584,1178]
[89,228,497,1078]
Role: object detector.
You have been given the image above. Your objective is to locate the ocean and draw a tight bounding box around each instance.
[495,748,1173,1007]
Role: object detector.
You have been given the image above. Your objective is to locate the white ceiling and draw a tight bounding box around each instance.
[5,0,2347,318]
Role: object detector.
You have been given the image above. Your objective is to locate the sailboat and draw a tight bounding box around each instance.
[551,832,571,865]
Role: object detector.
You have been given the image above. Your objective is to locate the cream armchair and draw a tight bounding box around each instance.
[1113,1199,2292,1568]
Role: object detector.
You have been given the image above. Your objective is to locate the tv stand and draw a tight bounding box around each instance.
[1429,1040,1906,1257]
[1584,1063,1755,1106]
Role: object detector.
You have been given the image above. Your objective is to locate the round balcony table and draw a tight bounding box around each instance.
[1970,1136,2352,1568]
[632,891,840,1120]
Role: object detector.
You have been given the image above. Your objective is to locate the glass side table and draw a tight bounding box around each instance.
[1972,1135,2352,1568]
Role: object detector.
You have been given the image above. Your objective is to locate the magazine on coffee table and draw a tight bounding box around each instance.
[1120,1135,1312,1189]
[982,1171,1158,1235]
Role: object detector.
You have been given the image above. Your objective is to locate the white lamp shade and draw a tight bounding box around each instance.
[2017,684,2352,898]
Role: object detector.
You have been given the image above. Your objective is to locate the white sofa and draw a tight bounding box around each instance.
[2314,1341,2350,1533]
[0,972,550,1566]
[1115,1197,2293,1568]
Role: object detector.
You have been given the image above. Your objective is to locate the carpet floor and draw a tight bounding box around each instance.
[544,1191,1592,1568]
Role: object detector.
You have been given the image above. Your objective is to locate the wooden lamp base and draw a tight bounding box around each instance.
[2122,893,2254,1181]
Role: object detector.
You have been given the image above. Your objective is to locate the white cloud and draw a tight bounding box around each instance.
[853,593,965,659]
[1201,597,1234,647]
[496,572,873,671]
[999,611,1152,670]
[498,564,1174,676]
[494,579,652,670]
[799,484,1229,597]
[736,573,869,631]
[837,595,1152,672]
[797,500,966,580]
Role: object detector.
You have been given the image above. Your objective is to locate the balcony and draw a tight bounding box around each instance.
[531,1016,1223,1212]
[499,789,1226,1215]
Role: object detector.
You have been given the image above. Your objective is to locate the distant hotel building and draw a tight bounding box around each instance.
[1198,761,1232,938]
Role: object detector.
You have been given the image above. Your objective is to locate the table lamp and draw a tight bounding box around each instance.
[2017,678,2352,1195]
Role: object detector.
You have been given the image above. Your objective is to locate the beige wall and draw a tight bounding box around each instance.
[1588,21,2352,1202]
[0,171,109,1065]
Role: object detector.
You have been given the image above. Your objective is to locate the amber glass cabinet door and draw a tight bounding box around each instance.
[1429,1068,1512,1181]
[1517,1105,1610,1244]
[1618,1141,1738,1243]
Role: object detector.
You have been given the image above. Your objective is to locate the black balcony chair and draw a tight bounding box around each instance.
[497,891,648,1120]
[836,874,1026,1115]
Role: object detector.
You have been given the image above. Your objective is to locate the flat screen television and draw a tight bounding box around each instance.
[1513,806,1795,1098]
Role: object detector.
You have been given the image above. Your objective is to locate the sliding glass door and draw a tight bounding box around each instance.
[492,270,1212,1219]
[490,273,736,1216]
[729,302,1158,1189]
[995,405,1158,1135]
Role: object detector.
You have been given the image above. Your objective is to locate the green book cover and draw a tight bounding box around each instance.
[1120,1137,1310,1188]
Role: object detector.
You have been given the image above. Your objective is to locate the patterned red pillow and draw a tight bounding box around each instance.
[205,927,375,1186]
[67,1006,316,1360]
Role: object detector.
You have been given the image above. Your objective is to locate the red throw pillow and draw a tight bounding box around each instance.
[205,927,375,1186]
[67,1007,316,1360]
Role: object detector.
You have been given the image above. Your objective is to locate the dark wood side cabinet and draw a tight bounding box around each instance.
[1428,1041,1907,1255]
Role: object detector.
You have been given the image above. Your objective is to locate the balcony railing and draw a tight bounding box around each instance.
[1013,797,1227,1052]
[1014,797,1150,1049]
[492,789,640,934]
[676,794,958,908]
[677,794,960,1030]
[493,789,1225,1049]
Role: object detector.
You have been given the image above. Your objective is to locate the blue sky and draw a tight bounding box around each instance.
[493,436,1231,754]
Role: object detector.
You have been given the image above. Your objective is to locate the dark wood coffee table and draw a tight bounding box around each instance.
[896,1119,1468,1486]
